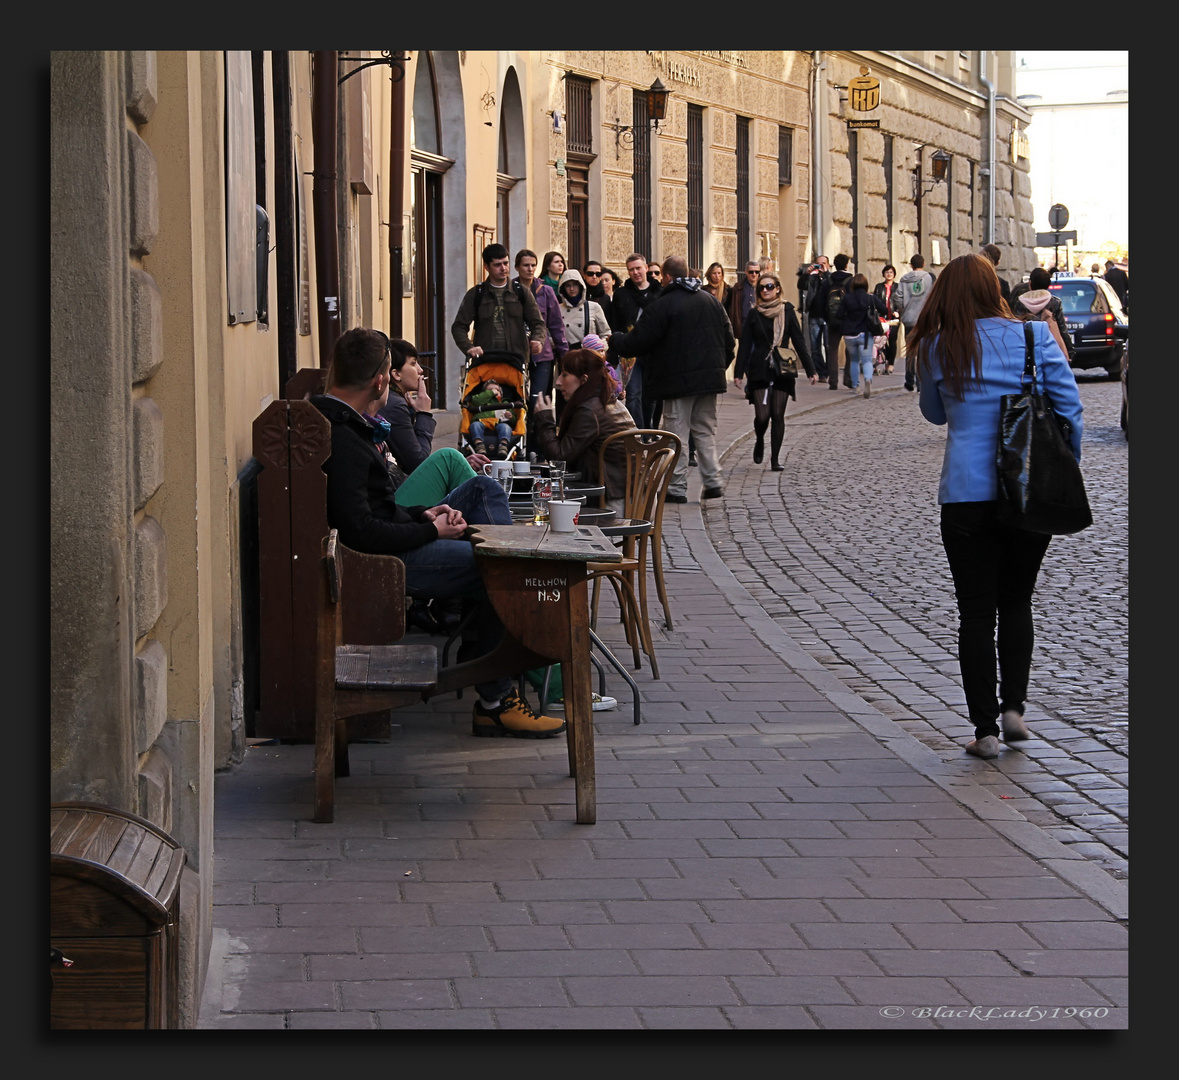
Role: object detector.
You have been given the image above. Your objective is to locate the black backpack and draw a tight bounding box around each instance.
[826,277,848,322]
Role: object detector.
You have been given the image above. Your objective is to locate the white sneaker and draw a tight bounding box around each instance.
[549,692,618,712]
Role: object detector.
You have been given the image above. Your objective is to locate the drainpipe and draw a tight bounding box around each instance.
[312,50,342,367]
[811,51,826,260]
[979,50,996,245]
[388,55,407,337]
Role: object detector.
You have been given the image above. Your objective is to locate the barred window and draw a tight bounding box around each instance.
[778,126,792,187]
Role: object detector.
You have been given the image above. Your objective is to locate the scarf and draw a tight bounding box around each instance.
[755,294,787,348]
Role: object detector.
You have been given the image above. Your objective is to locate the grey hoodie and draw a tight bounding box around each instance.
[897,268,934,329]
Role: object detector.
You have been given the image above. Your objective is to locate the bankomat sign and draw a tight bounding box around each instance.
[847,66,880,129]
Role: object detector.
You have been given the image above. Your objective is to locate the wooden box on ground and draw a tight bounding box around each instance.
[50,803,186,1029]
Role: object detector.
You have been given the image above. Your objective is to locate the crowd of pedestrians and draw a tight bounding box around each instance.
[306,235,1092,763]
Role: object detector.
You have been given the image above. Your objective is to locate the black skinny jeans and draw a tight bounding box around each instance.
[939,501,1051,740]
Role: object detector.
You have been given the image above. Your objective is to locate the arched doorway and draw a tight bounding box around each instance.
[497,67,526,260]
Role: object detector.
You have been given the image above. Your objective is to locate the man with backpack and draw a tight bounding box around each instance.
[800,256,830,379]
[452,243,546,364]
[897,253,934,391]
[816,254,853,389]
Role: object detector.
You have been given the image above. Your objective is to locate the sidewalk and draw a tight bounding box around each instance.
[200,369,1127,1030]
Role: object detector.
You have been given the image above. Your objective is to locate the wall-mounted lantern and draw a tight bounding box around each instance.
[607,78,673,159]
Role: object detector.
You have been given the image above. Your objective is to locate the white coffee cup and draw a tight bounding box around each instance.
[512,460,531,475]
[483,460,513,480]
[549,500,580,533]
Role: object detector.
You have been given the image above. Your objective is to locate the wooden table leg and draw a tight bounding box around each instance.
[566,577,596,824]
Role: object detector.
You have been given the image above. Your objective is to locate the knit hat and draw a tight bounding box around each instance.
[581,333,607,354]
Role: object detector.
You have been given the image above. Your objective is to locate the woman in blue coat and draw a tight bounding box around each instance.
[909,254,1083,760]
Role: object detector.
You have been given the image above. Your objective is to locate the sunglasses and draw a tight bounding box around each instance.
[758,283,779,293]
[368,330,393,380]
[584,269,601,277]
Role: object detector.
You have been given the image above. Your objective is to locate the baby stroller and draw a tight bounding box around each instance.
[458,350,529,461]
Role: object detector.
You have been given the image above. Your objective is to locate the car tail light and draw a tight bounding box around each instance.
[1104,313,1114,338]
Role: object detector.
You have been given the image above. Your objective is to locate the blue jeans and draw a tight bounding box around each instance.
[808,316,827,377]
[624,361,644,429]
[400,475,513,702]
[844,333,874,388]
[469,419,512,447]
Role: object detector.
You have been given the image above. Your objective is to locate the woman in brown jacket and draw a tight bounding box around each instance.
[532,348,636,514]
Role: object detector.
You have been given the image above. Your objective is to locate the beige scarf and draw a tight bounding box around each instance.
[755,295,786,348]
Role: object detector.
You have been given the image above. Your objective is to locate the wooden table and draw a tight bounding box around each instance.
[434,523,621,823]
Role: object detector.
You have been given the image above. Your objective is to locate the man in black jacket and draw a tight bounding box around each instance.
[608,255,736,503]
[583,259,613,326]
[313,327,564,739]
[816,253,854,389]
[1104,260,1129,311]
[607,252,663,428]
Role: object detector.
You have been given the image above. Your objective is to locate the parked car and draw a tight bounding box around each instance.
[1048,275,1128,379]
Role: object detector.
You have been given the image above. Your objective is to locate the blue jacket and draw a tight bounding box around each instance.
[919,318,1083,504]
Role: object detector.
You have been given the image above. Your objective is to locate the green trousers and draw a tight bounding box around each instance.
[393,448,478,508]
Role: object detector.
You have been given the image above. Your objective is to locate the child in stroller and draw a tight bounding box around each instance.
[459,351,529,461]
[465,379,521,459]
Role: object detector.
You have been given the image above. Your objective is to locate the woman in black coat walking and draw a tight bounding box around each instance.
[732,272,816,470]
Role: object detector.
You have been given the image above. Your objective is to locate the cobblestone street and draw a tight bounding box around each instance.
[702,372,1128,880]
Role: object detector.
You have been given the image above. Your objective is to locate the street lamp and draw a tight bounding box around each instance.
[913,147,951,198]
[608,78,672,158]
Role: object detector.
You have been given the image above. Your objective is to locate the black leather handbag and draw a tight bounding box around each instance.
[995,323,1092,535]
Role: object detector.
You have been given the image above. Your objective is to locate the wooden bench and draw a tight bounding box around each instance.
[252,380,404,741]
[314,530,438,822]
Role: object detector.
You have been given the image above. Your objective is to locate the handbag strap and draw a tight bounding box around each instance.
[1022,321,1038,393]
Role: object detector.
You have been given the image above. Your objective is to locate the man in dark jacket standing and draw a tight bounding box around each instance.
[816,253,854,389]
[451,243,545,363]
[1104,259,1129,311]
[607,252,663,429]
[608,255,735,503]
[583,259,613,326]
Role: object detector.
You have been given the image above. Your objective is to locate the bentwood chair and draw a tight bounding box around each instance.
[587,429,682,678]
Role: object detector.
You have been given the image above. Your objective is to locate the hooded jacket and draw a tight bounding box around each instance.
[1010,288,1075,360]
[557,269,611,347]
[897,268,934,329]
[607,279,736,401]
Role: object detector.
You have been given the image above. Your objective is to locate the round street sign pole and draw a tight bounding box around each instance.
[1048,204,1069,273]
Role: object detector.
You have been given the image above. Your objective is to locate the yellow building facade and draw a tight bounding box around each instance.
[50,49,1029,1025]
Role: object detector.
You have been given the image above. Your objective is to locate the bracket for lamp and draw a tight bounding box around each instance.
[338,51,409,84]
[913,147,951,198]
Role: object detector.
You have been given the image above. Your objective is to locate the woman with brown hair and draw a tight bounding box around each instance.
[732,272,816,471]
[532,348,636,512]
[910,253,1083,760]
[703,262,732,309]
[540,251,566,295]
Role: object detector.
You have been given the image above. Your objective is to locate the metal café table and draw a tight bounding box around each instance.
[434,523,621,824]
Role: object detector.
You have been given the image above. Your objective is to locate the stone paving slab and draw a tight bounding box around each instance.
[200,375,1127,1032]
